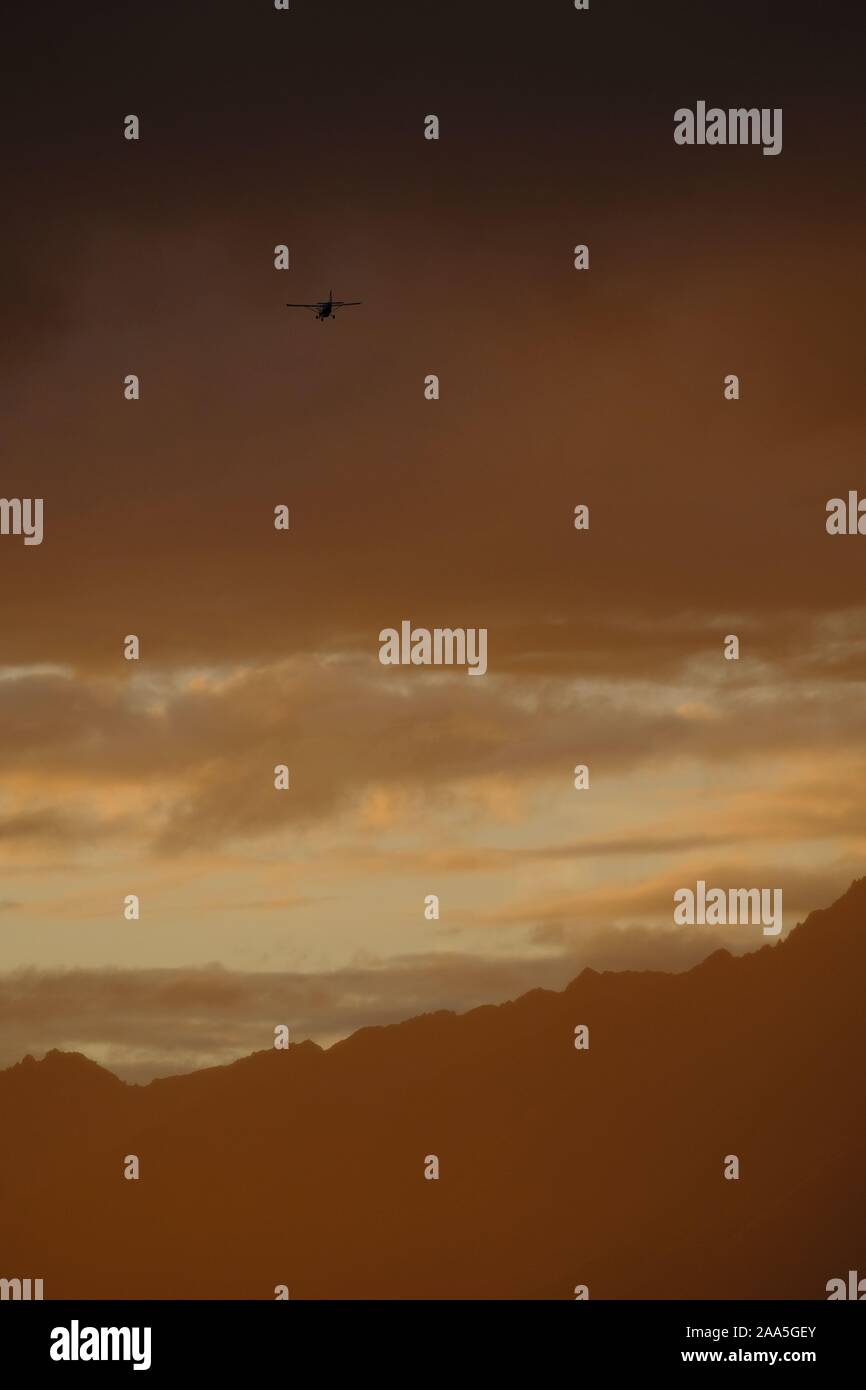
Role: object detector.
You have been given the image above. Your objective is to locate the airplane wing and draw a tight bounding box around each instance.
[285,302,321,309]
[331,301,362,307]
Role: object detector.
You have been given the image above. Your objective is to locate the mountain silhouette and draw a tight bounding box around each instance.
[1,881,864,1299]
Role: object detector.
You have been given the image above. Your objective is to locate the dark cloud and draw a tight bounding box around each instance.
[0,651,865,856]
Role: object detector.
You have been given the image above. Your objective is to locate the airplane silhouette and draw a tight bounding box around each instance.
[285,291,362,321]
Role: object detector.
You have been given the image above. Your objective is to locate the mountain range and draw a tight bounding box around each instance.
[1,879,864,1299]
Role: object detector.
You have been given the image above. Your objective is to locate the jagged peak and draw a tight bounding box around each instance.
[2,1048,123,1084]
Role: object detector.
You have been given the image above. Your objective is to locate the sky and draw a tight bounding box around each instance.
[2,0,865,1078]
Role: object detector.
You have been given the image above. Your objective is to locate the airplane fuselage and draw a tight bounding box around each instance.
[286,291,359,321]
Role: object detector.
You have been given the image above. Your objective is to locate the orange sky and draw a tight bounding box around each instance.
[2,0,865,1077]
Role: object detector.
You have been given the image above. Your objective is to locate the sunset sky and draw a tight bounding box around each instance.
[2,0,865,1078]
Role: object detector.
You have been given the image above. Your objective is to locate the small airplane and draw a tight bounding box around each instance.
[285,291,362,321]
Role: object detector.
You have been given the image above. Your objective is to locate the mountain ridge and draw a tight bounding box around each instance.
[5,877,862,1090]
[0,877,862,1298]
